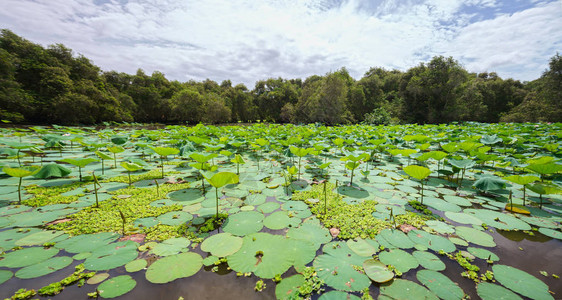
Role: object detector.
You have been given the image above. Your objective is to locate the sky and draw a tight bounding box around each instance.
[1,0,561,87]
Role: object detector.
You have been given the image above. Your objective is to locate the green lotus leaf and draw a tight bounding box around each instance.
[313,242,371,292]
[473,176,506,191]
[467,247,499,261]
[403,165,431,180]
[493,264,553,300]
[281,200,309,211]
[33,163,71,179]
[204,172,239,188]
[503,175,540,186]
[84,241,139,271]
[59,157,99,168]
[150,146,179,157]
[2,166,40,177]
[15,256,73,279]
[379,279,438,300]
[319,291,361,300]
[379,248,419,273]
[407,230,456,253]
[146,252,202,283]
[110,135,128,145]
[150,237,191,257]
[286,221,332,247]
[95,151,113,160]
[380,229,415,249]
[125,259,147,272]
[463,209,531,231]
[15,230,65,246]
[0,247,59,268]
[120,161,143,172]
[87,273,110,285]
[442,195,472,207]
[156,211,193,226]
[416,269,465,300]
[445,211,483,225]
[257,201,280,214]
[412,251,446,271]
[0,270,13,285]
[200,233,243,257]
[525,163,562,175]
[448,159,475,169]
[223,211,264,236]
[455,226,495,247]
[347,238,378,257]
[275,274,304,300]
[423,197,462,213]
[538,227,562,240]
[55,232,119,254]
[98,275,136,298]
[264,211,293,230]
[363,258,394,283]
[476,282,523,300]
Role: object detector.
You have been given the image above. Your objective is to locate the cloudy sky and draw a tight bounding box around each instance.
[1,0,561,86]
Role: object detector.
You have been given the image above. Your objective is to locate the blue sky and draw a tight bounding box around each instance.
[1,0,560,86]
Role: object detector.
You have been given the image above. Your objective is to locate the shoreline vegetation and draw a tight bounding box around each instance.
[1,29,561,126]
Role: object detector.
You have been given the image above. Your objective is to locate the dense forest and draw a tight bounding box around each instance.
[0,29,560,125]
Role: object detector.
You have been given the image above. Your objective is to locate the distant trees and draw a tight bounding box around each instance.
[0,29,560,125]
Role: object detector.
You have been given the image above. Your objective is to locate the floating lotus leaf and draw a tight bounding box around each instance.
[281,200,308,211]
[264,211,292,230]
[0,246,58,268]
[412,251,446,271]
[125,259,147,272]
[379,248,419,273]
[202,255,219,266]
[275,274,304,300]
[0,270,12,285]
[423,197,462,213]
[0,205,32,217]
[463,209,531,231]
[425,220,455,234]
[337,186,370,199]
[416,270,465,300]
[407,230,456,253]
[245,194,266,205]
[379,279,438,300]
[167,188,205,204]
[257,201,280,213]
[87,273,110,285]
[363,258,394,283]
[288,238,318,269]
[538,227,562,240]
[519,216,559,229]
[476,282,523,300]
[55,232,119,254]
[313,242,371,291]
[33,163,71,179]
[466,247,499,261]
[156,211,193,226]
[15,230,64,246]
[200,233,243,257]
[442,195,472,207]
[73,252,92,260]
[493,264,553,300]
[150,237,190,257]
[227,233,293,279]
[445,212,483,225]
[10,209,70,227]
[133,217,159,229]
[15,256,73,279]
[146,252,202,283]
[0,228,41,250]
[98,275,136,299]
[455,226,495,247]
[286,221,331,247]
[347,238,378,257]
[318,291,361,300]
[84,241,139,271]
[380,229,415,249]
[222,211,264,236]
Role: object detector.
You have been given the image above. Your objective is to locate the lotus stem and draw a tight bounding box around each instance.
[17,177,22,204]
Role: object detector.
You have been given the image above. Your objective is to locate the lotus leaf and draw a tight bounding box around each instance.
[157,211,193,226]
[363,258,394,283]
[257,201,280,213]
[275,274,304,299]
[150,237,191,256]
[445,211,483,225]
[379,279,438,300]
[412,251,446,271]
[493,264,553,300]
[463,209,531,231]
[87,273,110,285]
[33,163,71,179]
[98,275,136,298]
[423,197,462,213]
[476,282,523,300]
[84,241,139,271]
[223,211,264,236]
[347,238,378,257]
[407,230,456,253]
[538,227,562,240]
[125,259,147,272]
[200,233,243,257]
[313,242,371,291]
[318,291,361,300]
[146,252,202,283]
[379,248,419,273]
[416,269,465,300]
[0,246,58,268]
[467,247,499,261]
[15,230,64,246]
[380,229,415,249]
[55,232,119,254]
[455,226,495,247]
[473,176,506,192]
[286,222,331,247]
[264,211,292,230]
[15,256,73,279]
[403,165,431,180]
[0,270,13,285]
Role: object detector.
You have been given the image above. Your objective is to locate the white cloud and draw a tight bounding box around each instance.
[0,0,559,86]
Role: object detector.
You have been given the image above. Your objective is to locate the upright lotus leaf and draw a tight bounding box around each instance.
[120,162,143,186]
[150,146,180,178]
[480,134,502,146]
[59,157,99,181]
[526,163,562,180]
[363,259,394,283]
[107,145,125,168]
[493,264,553,300]
[290,146,310,181]
[33,163,71,179]
[203,171,239,219]
[441,142,458,153]
[416,270,465,300]
[403,165,431,203]
[504,175,540,206]
[472,176,506,193]
[448,158,475,189]
[98,275,137,298]
[95,151,112,175]
[230,154,245,175]
[2,166,40,204]
[190,152,218,188]
[526,182,561,208]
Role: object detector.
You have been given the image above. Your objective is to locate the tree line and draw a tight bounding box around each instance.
[1,29,560,125]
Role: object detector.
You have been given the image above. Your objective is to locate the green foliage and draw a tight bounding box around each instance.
[362,107,393,125]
